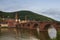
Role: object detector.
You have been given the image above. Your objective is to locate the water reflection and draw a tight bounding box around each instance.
[0,28,40,40]
[0,28,56,40]
[48,25,57,39]
[19,29,40,40]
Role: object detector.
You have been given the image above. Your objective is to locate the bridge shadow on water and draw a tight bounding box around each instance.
[0,27,58,40]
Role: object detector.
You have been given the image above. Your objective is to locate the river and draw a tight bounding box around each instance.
[0,28,58,40]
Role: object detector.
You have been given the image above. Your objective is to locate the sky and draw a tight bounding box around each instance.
[0,0,60,21]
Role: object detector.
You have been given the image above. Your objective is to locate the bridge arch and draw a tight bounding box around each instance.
[32,22,40,29]
[33,23,39,28]
[44,24,52,31]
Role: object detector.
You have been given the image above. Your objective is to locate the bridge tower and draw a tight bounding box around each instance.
[15,13,18,22]
[25,15,27,21]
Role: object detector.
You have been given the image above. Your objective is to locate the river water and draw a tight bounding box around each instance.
[0,28,57,40]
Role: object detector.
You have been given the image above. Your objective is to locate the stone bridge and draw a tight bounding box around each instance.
[0,20,60,31]
[15,21,60,31]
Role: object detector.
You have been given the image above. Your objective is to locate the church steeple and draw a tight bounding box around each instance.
[15,12,20,22]
[15,13,18,22]
[15,13,18,19]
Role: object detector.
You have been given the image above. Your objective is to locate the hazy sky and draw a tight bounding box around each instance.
[0,0,60,21]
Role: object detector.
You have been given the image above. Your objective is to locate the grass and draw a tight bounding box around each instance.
[57,30,60,40]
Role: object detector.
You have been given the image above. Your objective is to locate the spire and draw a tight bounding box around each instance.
[15,13,18,19]
[15,13,18,22]
[15,12,20,22]
[25,15,27,20]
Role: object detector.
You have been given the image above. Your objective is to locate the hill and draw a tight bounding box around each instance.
[0,10,55,21]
